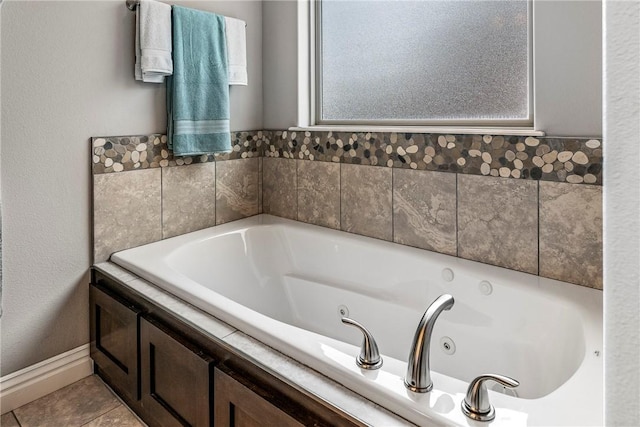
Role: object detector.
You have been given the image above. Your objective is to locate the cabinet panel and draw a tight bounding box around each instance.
[140,317,214,427]
[214,368,304,427]
[90,284,140,401]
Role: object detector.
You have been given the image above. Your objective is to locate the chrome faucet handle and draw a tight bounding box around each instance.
[462,374,519,422]
[341,317,383,370]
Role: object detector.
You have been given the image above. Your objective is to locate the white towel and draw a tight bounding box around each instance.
[135,0,172,83]
[224,16,248,86]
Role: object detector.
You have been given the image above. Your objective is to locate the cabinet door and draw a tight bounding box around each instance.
[140,317,214,427]
[90,284,140,401]
[214,368,304,427]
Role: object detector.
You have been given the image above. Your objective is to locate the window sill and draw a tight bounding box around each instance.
[289,125,545,137]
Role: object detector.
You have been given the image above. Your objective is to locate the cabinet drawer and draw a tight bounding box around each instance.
[214,367,304,427]
[90,284,140,401]
[140,317,215,427]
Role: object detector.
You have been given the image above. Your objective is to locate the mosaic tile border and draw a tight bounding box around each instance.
[92,131,266,174]
[265,131,602,185]
[92,129,602,185]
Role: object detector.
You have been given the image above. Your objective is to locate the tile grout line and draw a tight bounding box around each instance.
[537,180,541,275]
[214,159,218,226]
[95,376,146,426]
[160,167,165,240]
[11,411,23,427]
[295,159,302,221]
[339,162,343,231]
[338,160,342,230]
[391,166,395,242]
[455,173,460,258]
[78,404,124,427]
[261,156,264,214]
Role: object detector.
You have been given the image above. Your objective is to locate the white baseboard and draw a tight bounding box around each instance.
[0,344,93,414]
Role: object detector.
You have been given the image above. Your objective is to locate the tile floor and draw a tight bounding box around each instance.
[0,375,145,427]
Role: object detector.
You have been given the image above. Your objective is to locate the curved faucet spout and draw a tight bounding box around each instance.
[405,294,455,393]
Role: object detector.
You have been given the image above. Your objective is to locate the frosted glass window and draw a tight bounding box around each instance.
[319,0,530,123]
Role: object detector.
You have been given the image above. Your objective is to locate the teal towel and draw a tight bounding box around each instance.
[167,5,231,155]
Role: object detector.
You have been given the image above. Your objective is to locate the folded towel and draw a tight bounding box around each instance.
[224,16,248,86]
[167,5,231,155]
[135,0,172,83]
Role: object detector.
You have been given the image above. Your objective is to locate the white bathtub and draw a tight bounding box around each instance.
[111,215,602,426]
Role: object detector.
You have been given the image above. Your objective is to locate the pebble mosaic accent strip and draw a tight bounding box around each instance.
[91,131,266,174]
[265,131,603,185]
[92,130,602,185]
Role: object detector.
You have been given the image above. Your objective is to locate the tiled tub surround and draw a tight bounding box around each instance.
[93,158,262,262]
[262,158,603,289]
[92,132,263,263]
[92,130,602,288]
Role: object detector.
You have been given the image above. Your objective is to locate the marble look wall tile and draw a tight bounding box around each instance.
[297,160,340,229]
[457,175,538,274]
[162,163,216,239]
[341,164,392,241]
[93,168,162,263]
[262,157,297,219]
[13,376,120,427]
[216,158,260,224]
[393,169,457,255]
[539,182,603,289]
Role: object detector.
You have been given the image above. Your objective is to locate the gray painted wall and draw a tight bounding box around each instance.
[0,0,262,375]
[263,0,299,129]
[604,1,640,423]
[534,1,602,137]
[263,1,603,137]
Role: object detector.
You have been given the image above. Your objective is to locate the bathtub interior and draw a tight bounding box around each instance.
[164,222,587,400]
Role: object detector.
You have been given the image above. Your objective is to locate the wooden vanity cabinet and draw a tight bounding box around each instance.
[90,284,140,402]
[140,317,215,427]
[214,367,303,427]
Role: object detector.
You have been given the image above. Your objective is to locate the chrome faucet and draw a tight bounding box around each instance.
[405,294,455,392]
